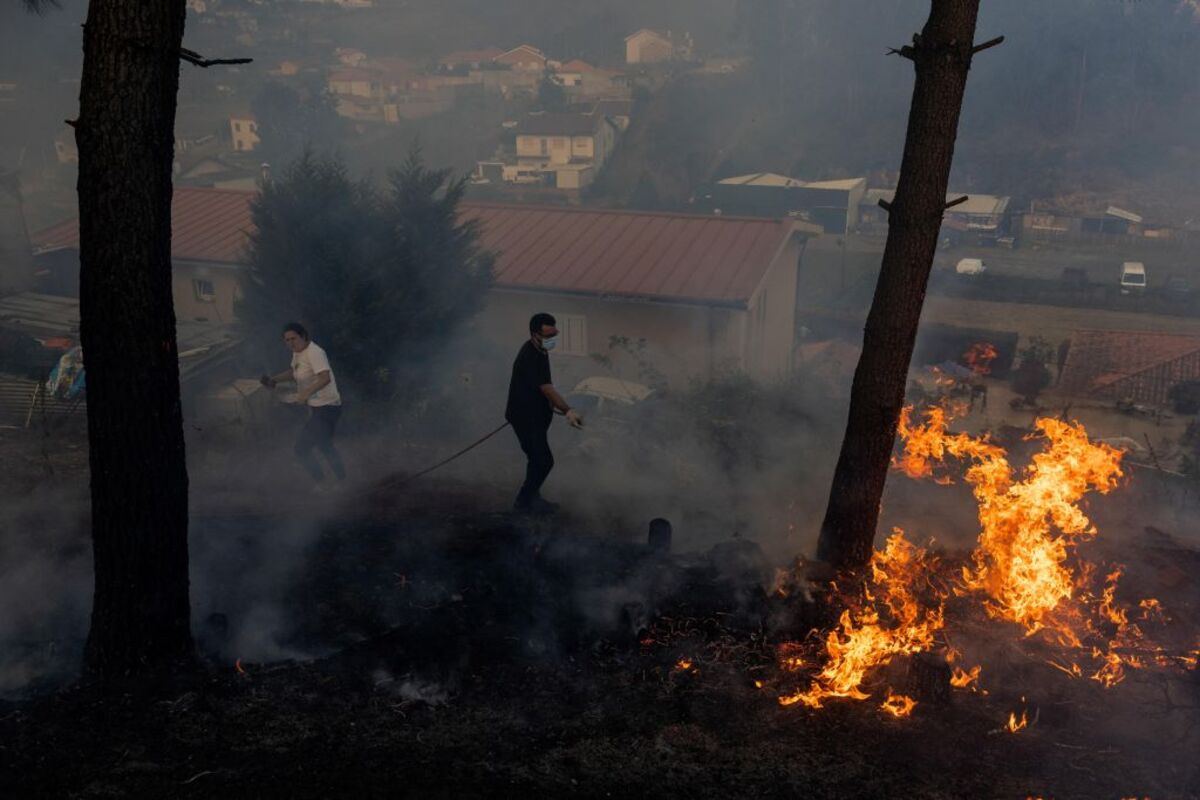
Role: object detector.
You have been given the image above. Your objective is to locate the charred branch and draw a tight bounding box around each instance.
[179,47,252,68]
[944,195,969,210]
[972,35,1005,54]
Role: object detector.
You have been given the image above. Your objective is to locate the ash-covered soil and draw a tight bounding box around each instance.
[2,425,1199,799]
[3,493,1199,799]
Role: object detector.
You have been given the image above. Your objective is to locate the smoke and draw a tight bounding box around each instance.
[0,483,90,695]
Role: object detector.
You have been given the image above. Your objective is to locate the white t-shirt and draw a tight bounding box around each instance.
[291,342,341,407]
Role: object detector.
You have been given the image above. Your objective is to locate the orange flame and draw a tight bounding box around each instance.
[963,342,998,375]
[777,405,1185,715]
[778,532,945,709]
[950,665,981,689]
[879,689,917,718]
[234,658,246,675]
[1006,709,1029,733]
[674,658,693,671]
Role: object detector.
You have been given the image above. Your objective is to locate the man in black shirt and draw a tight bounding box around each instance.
[506,312,583,512]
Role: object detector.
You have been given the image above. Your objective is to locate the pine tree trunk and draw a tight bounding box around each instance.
[816,0,983,572]
[76,0,194,677]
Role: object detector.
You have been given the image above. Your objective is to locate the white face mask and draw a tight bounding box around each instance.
[542,335,558,351]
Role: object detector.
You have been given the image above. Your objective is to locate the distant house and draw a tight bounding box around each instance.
[625,29,691,64]
[439,48,504,71]
[334,47,368,67]
[460,203,822,384]
[1059,330,1200,406]
[229,116,259,152]
[1014,204,1182,244]
[272,60,303,76]
[693,173,866,234]
[861,189,1009,234]
[495,45,547,72]
[26,190,823,386]
[327,67,382,99]
[487,111,621,190]
[31,187,255,324]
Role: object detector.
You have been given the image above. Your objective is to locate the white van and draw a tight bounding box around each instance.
[1120,261,1146,294]
[955,257,986,275]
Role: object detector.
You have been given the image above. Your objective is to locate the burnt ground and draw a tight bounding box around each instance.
[2,427,1200,798]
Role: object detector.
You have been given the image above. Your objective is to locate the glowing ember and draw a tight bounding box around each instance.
[234,658,246,675]
[879,689,917,718]
[674,659,693,671]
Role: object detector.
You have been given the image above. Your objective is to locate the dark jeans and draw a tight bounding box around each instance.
[295,405,346,483]
[512,422,553,507]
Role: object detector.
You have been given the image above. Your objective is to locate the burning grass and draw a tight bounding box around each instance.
[771,407,1199,720]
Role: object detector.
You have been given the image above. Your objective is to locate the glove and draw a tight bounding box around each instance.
[565,409,584,429]
[260,374,277,389]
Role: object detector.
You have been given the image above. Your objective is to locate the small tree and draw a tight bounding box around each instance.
[536,72,568,111]
[1168,381,1200,415]
[239,149,493,406]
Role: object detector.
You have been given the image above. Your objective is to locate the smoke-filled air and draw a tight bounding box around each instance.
[1,0,1199,796]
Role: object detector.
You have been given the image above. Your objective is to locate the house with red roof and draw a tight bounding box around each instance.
[32,187,255,324]
[494,45,547,72]
[459,203,821,384]
[29,188,822,385]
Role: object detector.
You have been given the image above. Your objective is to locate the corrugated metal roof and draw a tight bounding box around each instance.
[0,292,240,380]
[32,186,256,265]
[720,173,804,188]
[31,190,814,305]
[460,202,812,306]
[1059,329,1200,402]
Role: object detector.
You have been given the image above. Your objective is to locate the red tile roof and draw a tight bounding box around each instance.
[1059,329,1200,404]
[31,190,814,305]
[32,186,256,265]
[460,202,810,306]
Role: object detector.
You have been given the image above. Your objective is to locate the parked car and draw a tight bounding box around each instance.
[955,257,986,275]
[1119,261,1146,295]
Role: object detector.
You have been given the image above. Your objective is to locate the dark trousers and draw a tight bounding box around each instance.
[295,405,346,483]
[512,422,553,506]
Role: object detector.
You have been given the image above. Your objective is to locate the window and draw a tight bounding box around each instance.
[553,313,588,356]
[234,121,241,132]
[539,137,548,155]
[193,279,216,303]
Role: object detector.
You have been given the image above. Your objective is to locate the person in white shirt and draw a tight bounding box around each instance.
[261,322,346,487]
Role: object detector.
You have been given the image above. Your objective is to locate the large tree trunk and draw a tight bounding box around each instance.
[77,0,193,677]
[816,0,985,571]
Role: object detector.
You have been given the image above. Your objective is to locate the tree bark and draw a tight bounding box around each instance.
[816,0,983,571]
[77,0,194,677]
